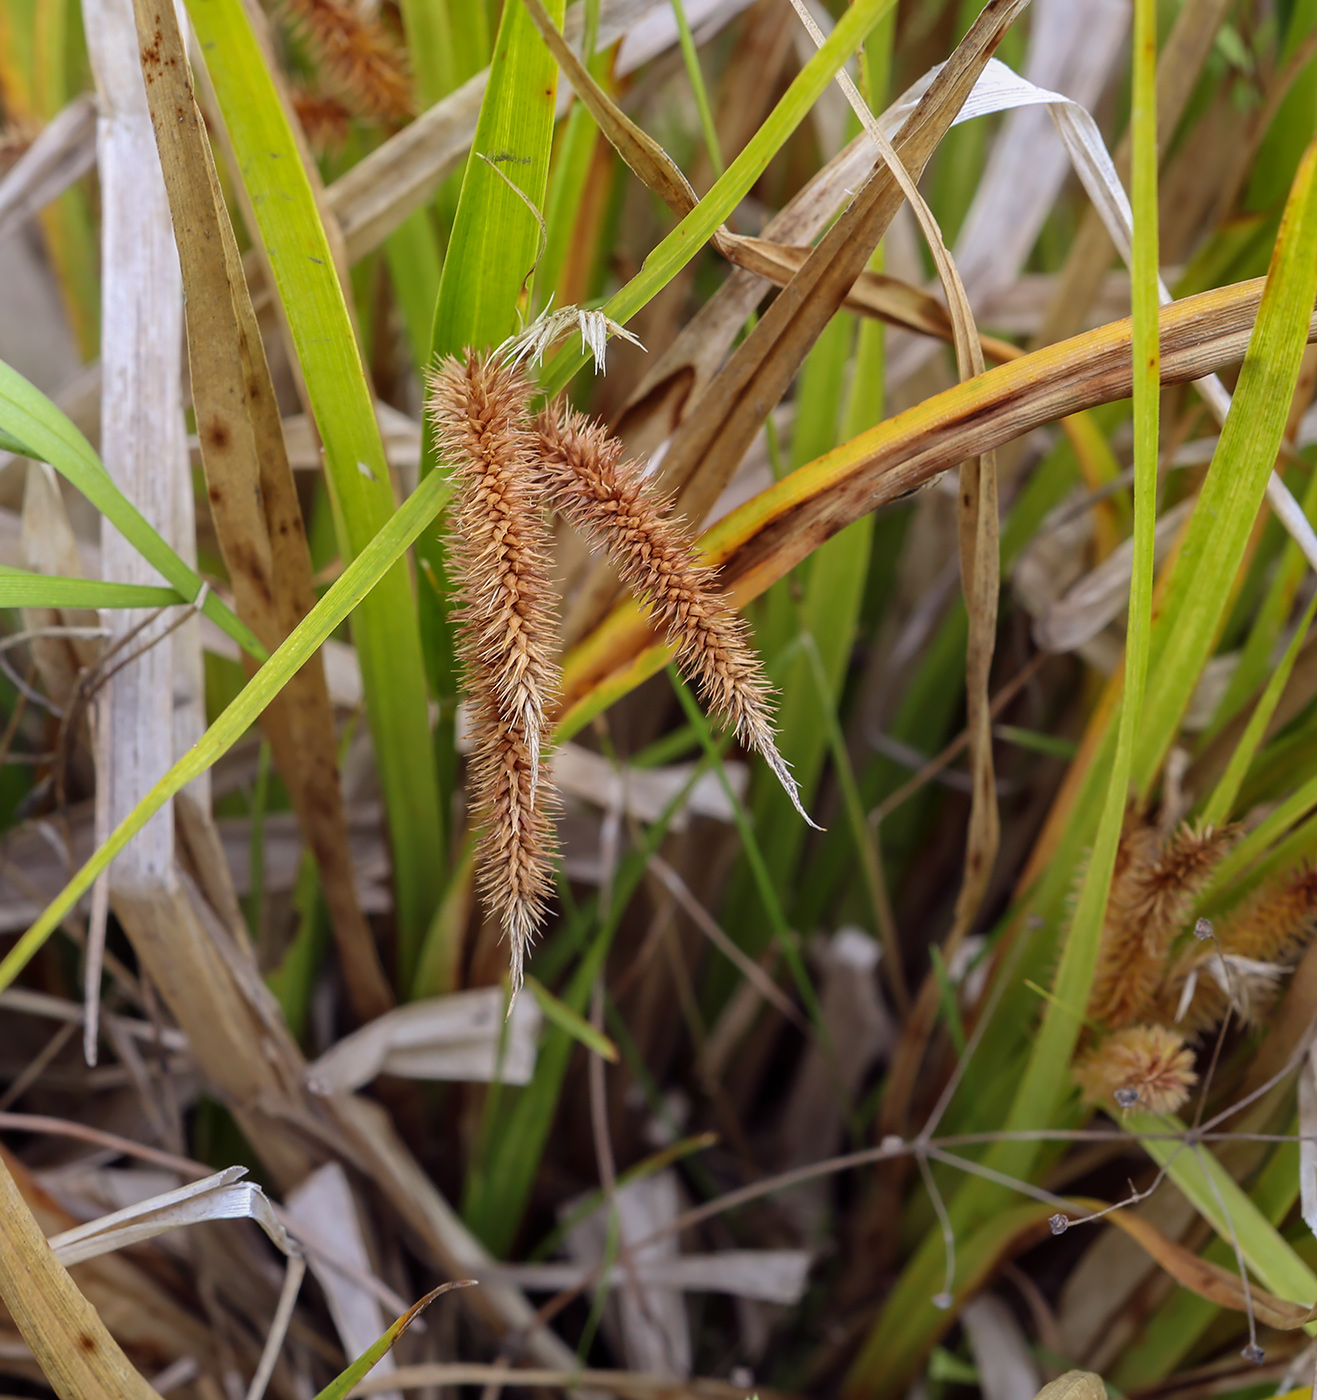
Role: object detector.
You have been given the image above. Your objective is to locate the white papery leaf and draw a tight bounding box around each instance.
[287,1164,399,1400]
[1302,1042,1317,1241]
[479,1249,812,1304]
[305,986,542,1095]
[48,1166,295,1264]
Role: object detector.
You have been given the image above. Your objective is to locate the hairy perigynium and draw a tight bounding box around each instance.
[427,352,803,990]
[1073,815,1317,1116]
[428,353,560,992]
[278,0,413,123]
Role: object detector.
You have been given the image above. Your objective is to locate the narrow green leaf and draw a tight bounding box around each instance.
[525,975,618,1062]
[0,567,182,609]
[1135,137,1317,789]
[312,1281,474,1400]
[430,0,565,358]
[0,469,452,995]
[0,359,263,658]
[1128,1111,1317,1317]
[986,0,1164,1184]
[671,0,722,175]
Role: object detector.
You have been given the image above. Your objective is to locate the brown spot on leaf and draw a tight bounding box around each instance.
[78,1334,96,1353]
[205,418,231,452]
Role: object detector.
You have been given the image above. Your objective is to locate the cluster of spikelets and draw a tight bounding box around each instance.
[278,0,413,147]
[1072,815,1317,1116]
[427,335,808,992]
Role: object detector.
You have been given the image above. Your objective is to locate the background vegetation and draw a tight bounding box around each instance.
[4,1,1317,1399]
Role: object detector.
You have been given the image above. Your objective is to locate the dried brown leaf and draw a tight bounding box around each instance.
[132,0,392,1021]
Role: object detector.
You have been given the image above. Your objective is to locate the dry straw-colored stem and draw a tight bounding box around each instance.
[0,1148,162,1400]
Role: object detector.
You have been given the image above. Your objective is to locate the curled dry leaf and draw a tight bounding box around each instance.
[47,1166,295,1265]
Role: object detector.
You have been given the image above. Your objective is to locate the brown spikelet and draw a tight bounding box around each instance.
[1218,862,1317,965]
[1087,819,1234,1028]
[1073,1024,1197,1116]
[1163,862,1317,1028]
[291,85,354,153]
[427,353,560,987]
[465,691,558,994]
[534,406,816,826]
[280,0,413,122]
[0,118,38,174]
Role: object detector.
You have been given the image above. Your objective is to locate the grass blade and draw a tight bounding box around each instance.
[0,468,451,995]
[0,358,262,659]
[312,1281,474,1400]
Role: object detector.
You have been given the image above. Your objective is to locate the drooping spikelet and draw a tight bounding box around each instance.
[1218,862,1317,965]
[291,85,354,153]
[280,0,413,122]
[1087,820,1234,1028]
[1165,863,1317,1028]
[428,353,560,988]
[533,406,816,826]
[1073,1024,1197,1116]
[464,691,558,995]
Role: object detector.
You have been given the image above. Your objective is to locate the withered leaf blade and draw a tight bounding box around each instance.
[129,0,393,1021]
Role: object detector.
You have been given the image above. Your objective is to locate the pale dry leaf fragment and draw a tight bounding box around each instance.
[330,1093,584,1373]
[553,743,747,826]
[534,406,818,827]
[286,1163,401,1400]
[48,1166,295,1265]
[1301,1040,1317,1241]
[960,1294,1041,1400]
[1029,1374,1106,1400]
[500,303,643,374]
[565,1171,691,1375]
[480,1250,811,1303]
[1032,498,1195,653]
[304,986,543,1094]
[0,93,97,243]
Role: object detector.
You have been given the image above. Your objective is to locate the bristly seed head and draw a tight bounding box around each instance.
[1073,1024,1197,1117]
[425,352,824,990]
[533,405,818,827]
[427,351,561,992]
[279,0,413,121]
